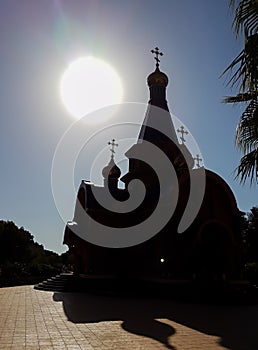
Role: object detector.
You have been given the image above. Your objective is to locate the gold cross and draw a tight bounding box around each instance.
[151,47,163,68]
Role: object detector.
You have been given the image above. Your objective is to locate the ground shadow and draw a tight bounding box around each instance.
[53,291,258,350]
[54,292,175,349]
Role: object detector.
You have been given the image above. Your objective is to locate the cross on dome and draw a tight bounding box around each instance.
[177,126,189,144]
[194,154,203,168]
[108,139,118,160]
[102,139,120,180]
[151,47,163,69]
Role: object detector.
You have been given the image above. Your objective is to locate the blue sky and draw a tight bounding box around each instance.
[0,1,257,254]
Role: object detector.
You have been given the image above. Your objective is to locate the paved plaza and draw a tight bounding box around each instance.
[0,285,258,349]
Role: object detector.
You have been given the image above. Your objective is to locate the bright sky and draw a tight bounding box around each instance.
[1,1,257,254]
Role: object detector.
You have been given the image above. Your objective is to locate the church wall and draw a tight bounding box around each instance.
[64,167,243,279]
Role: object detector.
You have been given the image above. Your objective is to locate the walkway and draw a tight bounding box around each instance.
[0,285,258,349]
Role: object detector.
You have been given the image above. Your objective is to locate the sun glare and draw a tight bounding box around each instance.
[60,57,123,120]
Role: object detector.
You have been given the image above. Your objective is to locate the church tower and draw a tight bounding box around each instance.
[121,47,193,189]
[138,47,178,144]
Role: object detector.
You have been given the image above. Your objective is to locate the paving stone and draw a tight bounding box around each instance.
[0,285,258,349]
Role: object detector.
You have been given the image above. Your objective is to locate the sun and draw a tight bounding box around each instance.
[60,57,123,120]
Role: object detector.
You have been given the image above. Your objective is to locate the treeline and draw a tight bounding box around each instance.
[0,220,72,287]
[242,207,258,283]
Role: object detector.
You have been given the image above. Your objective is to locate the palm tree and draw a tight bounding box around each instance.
[222,0,258,184]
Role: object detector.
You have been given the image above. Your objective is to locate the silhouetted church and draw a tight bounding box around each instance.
[64,48,243,281]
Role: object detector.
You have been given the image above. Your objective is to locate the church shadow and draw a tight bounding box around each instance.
[53,292,175,349]
[53,291,258,349]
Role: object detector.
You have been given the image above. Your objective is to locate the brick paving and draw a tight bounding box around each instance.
[0,285,258,349]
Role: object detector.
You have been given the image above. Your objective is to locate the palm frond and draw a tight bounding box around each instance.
[231,0,258,37]
[224,1,258,185]
[223,92,256,103]
[221,33,258,92]
[230,0,236,9]
[234,147,258,184]
[235,99,258,152]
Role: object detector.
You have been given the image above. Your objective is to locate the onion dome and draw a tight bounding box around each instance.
[147,67,169,87]
[174,143,195,170]
[102,158,121,179]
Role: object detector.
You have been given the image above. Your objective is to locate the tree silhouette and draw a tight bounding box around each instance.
[244,206,258,261]
[0,220,65,286]
[222,0,258,184]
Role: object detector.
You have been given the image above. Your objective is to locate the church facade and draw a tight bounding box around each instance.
[63,48,244,281]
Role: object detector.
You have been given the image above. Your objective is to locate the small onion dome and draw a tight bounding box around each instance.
[102,158,121,179]
[175,144,195,170]
[147,68,169,87]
